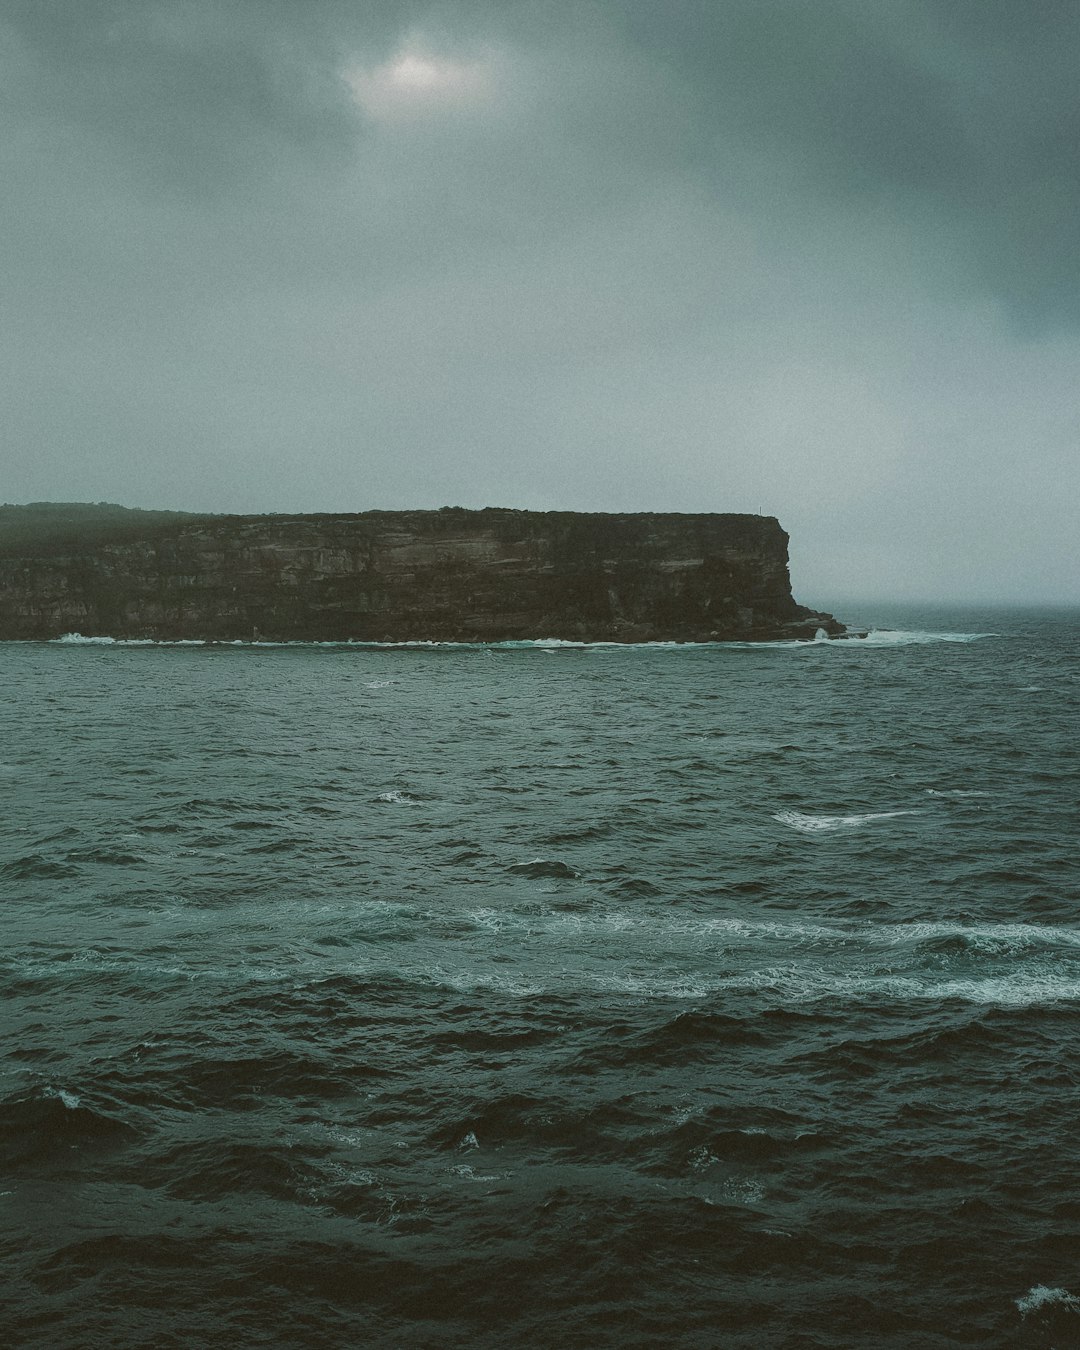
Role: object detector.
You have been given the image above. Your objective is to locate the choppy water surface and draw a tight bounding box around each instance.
[3,606,1079,1348]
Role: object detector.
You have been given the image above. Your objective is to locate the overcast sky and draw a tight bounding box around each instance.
[3,1,1078,602]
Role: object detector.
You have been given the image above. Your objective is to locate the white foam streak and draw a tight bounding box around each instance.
[418,964,1080,1008]
[14,908,1080,1008]
[707,969,1080,1008]
[853,629,998,646]
[453,910,1080,952]
[47,629,997,650]
[774,809,920,832]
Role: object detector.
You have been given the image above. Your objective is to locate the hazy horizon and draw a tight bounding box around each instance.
[4,3,1078,604]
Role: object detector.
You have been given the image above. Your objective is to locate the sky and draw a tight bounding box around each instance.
[3,0,1078,603]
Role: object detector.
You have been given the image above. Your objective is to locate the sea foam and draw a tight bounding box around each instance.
[851,629,999,646]
[47,629,999,653]
[773,809,920,832]
[1016,1285,1080,1316]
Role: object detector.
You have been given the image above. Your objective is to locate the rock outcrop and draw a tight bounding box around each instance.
[0,505,843,641]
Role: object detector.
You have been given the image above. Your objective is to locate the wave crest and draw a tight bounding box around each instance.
[774,809,920,833]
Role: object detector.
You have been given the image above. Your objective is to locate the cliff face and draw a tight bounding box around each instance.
[0,507,843,641]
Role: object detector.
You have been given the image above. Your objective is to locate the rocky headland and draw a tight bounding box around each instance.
[0,504,844,642]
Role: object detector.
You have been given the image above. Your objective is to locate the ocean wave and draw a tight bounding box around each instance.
[412,963,1080,1007]
[46,632,790,650]
[10,910,1079,1000]
[505,859,579,879]
[1016,1285,1080,1317]
[2,852,82,880]
[848,629,999,646]
[52,633,207,646]
[773,809,921,832]
[0,1090,137,1166]
[442,910,1080,950]
[44,628,1001,654]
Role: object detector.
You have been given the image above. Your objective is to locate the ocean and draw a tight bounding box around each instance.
[2,605,1079,1348]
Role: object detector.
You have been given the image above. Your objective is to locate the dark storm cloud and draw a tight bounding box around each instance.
[3,0,390,187]
[610,0,1080,326]
[2,0,1078,600]
[8,0,1078,318]
[619,1,967,190]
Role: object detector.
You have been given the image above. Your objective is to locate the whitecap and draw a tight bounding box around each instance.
[773,808,919,832]
[925,789,991,798]
[466,908,505,934]
[43,1086,82,1109]
[375,790,421,805]
[847,629,998,646]
[1016,1285,1080,1316]
[688,1147,720,1173]
[449,1165,510,1182]
[719,1178,766,1205]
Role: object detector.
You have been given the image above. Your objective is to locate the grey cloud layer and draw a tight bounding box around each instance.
[10,0,1078,319]
[3,1,1078,600]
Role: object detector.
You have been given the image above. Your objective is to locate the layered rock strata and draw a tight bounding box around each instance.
[0,507,843,641]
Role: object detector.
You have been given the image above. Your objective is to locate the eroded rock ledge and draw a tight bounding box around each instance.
[0,505,844,642]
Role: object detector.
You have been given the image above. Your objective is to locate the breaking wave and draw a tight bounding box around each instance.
[1016,1285,1080,1316]
[773,808,921,832]
[849,628,999,646]
[49,629,999,650]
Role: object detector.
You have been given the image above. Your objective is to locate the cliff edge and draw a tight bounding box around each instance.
[0,504,843,642]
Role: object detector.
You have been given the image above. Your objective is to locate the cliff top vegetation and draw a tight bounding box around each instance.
[0,503,210,557]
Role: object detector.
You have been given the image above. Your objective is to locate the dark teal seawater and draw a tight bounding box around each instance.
[3,607,1079,1348]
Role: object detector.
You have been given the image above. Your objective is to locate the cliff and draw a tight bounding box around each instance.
[0,505,843,642]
